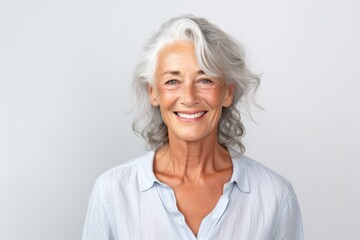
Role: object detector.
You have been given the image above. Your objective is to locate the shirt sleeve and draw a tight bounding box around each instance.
[82,177,114,240]
[273,182,304,240]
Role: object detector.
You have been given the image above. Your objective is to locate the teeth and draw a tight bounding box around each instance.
[176,112,205,119]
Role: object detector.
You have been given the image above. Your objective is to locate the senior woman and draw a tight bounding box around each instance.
[82,15,303,240]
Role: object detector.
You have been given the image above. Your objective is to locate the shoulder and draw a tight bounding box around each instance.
[242,156,290,182]
[237,156,303,238]
[93,151,153,191]
[237,155,295,198]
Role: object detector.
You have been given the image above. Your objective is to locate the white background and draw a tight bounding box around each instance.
[1,0,359,239]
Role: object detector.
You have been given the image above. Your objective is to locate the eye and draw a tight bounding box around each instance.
[164,79,179,85]
[199,78,213,84]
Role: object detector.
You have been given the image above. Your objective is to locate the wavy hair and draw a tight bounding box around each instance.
[132,15,260,154]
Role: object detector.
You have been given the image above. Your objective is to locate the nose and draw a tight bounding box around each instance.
[180,82,200,106]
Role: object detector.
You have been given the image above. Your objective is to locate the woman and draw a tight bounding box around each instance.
[83,15,303,240]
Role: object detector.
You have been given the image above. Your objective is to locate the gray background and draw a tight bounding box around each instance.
[1,0,359,239]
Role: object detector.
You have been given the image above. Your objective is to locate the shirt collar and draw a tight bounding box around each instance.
[137,149,250,193]
[138,151,159,192]
[228,148,250,193]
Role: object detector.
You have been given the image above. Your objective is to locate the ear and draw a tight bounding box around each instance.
[148,84,159,107]
[222,84,235,107]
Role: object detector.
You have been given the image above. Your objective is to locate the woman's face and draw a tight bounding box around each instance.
[149,41,234,143]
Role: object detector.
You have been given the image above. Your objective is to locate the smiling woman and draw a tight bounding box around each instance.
[149,41,234,144]
[82,15,303,240]
[132,16,259,153]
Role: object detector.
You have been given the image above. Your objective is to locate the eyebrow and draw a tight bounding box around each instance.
[161,70,205,76]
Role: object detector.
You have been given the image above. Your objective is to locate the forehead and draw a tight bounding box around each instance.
[158,41,195,57]
[156,41,199,72]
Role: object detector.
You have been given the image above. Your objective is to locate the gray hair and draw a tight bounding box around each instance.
[132,15,260,154]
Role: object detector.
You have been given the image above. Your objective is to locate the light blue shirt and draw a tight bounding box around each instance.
[82,151,303,240]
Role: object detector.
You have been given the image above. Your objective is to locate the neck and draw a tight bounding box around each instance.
[154,133,231,181]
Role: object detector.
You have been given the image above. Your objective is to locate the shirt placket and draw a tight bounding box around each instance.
[156,183,197,240]
[196,182,235,240]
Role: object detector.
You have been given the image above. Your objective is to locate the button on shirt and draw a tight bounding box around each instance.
[82,151,303,240]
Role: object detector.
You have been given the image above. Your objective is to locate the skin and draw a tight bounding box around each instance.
[148,41,235,236]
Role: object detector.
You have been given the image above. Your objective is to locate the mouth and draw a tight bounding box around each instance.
[175,111,207,119]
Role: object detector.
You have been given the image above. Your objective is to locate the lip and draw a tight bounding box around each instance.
[174,111,207,120]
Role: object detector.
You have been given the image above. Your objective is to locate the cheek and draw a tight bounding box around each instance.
[156,89,178,108]
[202,89,225,107]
